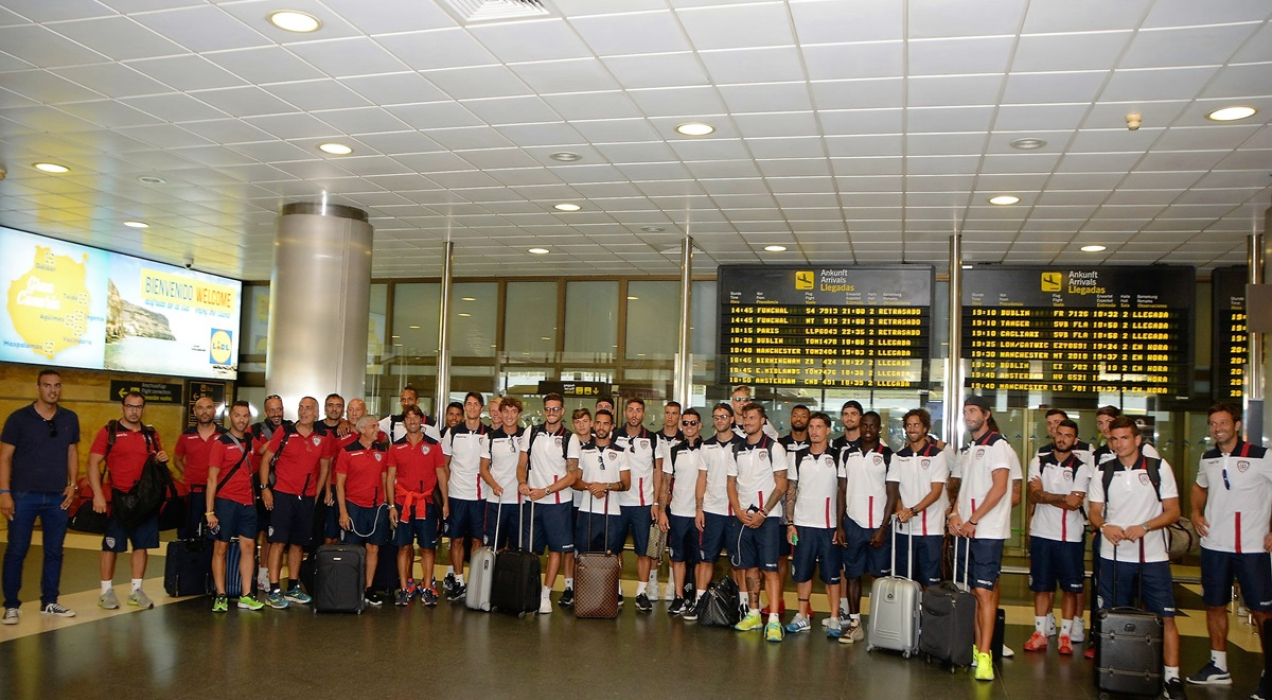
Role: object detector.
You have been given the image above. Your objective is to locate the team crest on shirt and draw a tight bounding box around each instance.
[974,448,985,460]
[757,449,769,462]
[1239,460,1250,472]
[553,436,563,448]
[920,458,931,470]
[1063,470,1073,481]
[374,453,382,462]
[872,454,883,466]
[421,445,431,455]
[312,436,322,447]
[1138,473,1151,486]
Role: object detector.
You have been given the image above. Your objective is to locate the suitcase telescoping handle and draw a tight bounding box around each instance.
[517,495,535,551]
[890,516,914,582]
[586,492,611,554]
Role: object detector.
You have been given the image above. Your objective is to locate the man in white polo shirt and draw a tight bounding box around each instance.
[657,407,702,616]
[687,402,742,621]
[948,395,1014,682]
[1187,403,1272,698]
[517,394,580,613]
[782,411,844,638]
[480,397,525,552]
[727,402,788,643]
[839,411,897,644]
[573,410,629,558]
[614,397,659,613]
[440,391,490,602]
[888,408,949,589]
[1088,416,1184,700]
[1023,419,1092,656]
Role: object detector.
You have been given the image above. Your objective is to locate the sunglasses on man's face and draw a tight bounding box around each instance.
[681,420,700,427]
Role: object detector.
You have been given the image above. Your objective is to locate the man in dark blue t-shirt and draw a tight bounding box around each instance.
[1,369,81,624]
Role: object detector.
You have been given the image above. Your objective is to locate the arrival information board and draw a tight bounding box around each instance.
[719,265,933,389]
[962,266,1194,396]
[1212,266,1246,403]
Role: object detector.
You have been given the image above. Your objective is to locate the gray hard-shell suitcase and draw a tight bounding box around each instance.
[867,519,922,657]
[466,503,500,611]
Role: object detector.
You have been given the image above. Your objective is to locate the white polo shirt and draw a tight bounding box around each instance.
[442,421,490,501]
[728,435,787,519]
[380,413,441,443]
[1196,441,1272,554]
[701,434,741,516]
[664,438,704,518]
[654,430,684,474]
[843,443,893,530]
[614,426,657,508]
[1089,452,1179,563]
[521,424,579,506]
[955,431,1016,541]
[483,426,524,505]
[888,440,950,537]
[789,448,844,529]
[577,441,628,516]
[1027,451,1092,543]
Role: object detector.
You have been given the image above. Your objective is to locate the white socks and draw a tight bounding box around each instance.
[541,586,551,599]
[565,577,574,590]
[840,596,848,612]
[455,574,464,586]
[1061,618,1073,637]
[767,613,779,624]
[739,592,747,606]
[1035,615,1046,633]
[1212,650,1228,671]
[446,566,455,577]
[130,578,143,592]
[101,581,112,594]
[1165,666,1180,682]
[636,582,647,596]
[695,589,706,602]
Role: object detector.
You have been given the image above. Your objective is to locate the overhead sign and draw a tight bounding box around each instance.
[110,380,183,404]
[1211,266,1246,403]
[537,381,609,398]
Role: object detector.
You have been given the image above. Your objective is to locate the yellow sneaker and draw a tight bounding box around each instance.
[734,610,763,632]
[975,652,995,681]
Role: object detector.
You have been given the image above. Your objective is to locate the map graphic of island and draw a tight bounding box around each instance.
[5,246,92,359]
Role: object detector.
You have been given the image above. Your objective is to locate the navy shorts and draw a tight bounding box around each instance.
[843,518,891,579]
[483,502,518,550]
[340,502,389,547]
[1201,547,1272,611]
[619,505,653,556]
[894,533,943,587]
[445,498,484,542]
[778,533,793,559]
[699,512,731,563]
[735,516,781,572]
[392,501,439,549]
[267,491,314,546]
[102,512,159,553]
[213,498,257,542]
[525,502,574,554]
[668,514,698,563]
[323,491,341,540]
[793,526,842,585]
[952,537,1004,591]
[576,511,625,555]
[1029,537,1085,593]
[1097,558,1176,618]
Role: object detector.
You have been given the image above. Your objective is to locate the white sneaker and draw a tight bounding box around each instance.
[1070,617,1086,643]
[2,608,18,625]
[1046,612,1056,636]
[1001,643,1015,659]
[538,597,552,615]
[648,580,660,603]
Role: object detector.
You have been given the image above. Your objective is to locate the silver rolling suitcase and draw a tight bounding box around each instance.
[867,518,923,658]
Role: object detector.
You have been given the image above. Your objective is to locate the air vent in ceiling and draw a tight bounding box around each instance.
[439,0,552,23]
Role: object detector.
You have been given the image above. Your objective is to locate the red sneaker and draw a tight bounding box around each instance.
[1024,631,1048,652]
[1083,645,1095,659]
[1058,635,1073,655]
[759,602,786,615]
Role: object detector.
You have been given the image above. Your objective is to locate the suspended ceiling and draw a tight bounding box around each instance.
[0,0,1269,281]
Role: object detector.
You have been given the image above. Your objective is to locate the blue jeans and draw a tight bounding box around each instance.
[3,491,69,608]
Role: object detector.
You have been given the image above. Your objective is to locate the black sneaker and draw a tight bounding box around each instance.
[364,590,383,608]
[668,597,686,615]
[617,592,624,607]
[683,600,700,622]
[447,583,467,602]
[558,588,574,607]
[1163,678,1185,700]
[442,574,457,596]
[1253,673,1268,700]
[635,593,653,613]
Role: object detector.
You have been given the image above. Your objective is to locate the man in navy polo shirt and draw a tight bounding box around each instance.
[1,369,80,623]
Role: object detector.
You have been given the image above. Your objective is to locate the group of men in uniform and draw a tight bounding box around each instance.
[5,371,1271,698]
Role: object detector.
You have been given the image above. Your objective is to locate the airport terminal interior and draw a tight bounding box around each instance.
[1,0,1272,698]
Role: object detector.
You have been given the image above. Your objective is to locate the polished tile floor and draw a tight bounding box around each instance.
[0,530,1264,700]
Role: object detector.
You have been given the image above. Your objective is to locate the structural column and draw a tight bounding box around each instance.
[266,202,372,415]
[673,236,694,406]
[1259,209,1270,444]
[944,233,963,447]
[435,241,454,414]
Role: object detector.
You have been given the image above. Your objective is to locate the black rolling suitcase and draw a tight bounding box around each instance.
[919,536,978,669]
[164,539,213,597]
[1094,547,1163,697]
[490,501,541,617]
[313,544,366,614]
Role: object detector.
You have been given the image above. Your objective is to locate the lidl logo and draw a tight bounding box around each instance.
[1041,272,1062,292]
[209,329,233,364]
[795,271,815,290]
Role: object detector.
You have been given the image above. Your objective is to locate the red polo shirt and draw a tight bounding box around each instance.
[90,423,164,491]
[207,433,253,506]
[175,425,225,488]
[336,440,387,508]
[266,425,333,497]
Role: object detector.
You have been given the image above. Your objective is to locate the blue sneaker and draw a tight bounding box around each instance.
[266,591,289,609]
[284,586,311,605]
[1186,661,1232,686]
[785,614,811,633]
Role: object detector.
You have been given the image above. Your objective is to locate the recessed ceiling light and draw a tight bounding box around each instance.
[674,122,715,137]
[1206,106,1257,122]
[1081,245,1107,252]
[962,264,973,269]
[640,226,666,233]
[409,325,420,329]
[317,142,353,155]
[627,296,639,300]
[553,203,581,212]
[540,336,551,341]
[137,175,166,185]
[461,296,476,301]
[458,313,472,317]
[268,10,321,33]
[123,221,149,229]
[528,248,550,255]
[33,162,69,174]
[549,152,582,162]
[763,245,787,252]
[1009,138,1047,150]
[988,195,1020,206]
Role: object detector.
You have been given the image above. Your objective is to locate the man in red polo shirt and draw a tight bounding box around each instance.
[87,391,169,611]
[205,401,264,613]
[387,406,447,606]
[336,415,392,607]
[259,396,333,609]
[173,395,224,537]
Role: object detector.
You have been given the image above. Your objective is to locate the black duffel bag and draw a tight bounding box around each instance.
[113,454,172,529]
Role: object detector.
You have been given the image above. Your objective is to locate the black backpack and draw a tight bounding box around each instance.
[694,576,742,628]
[108,422,172,529]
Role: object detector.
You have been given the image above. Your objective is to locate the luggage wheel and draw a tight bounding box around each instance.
[866,644,873,652]
[902,651,911,659]
[518,611,526,619]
